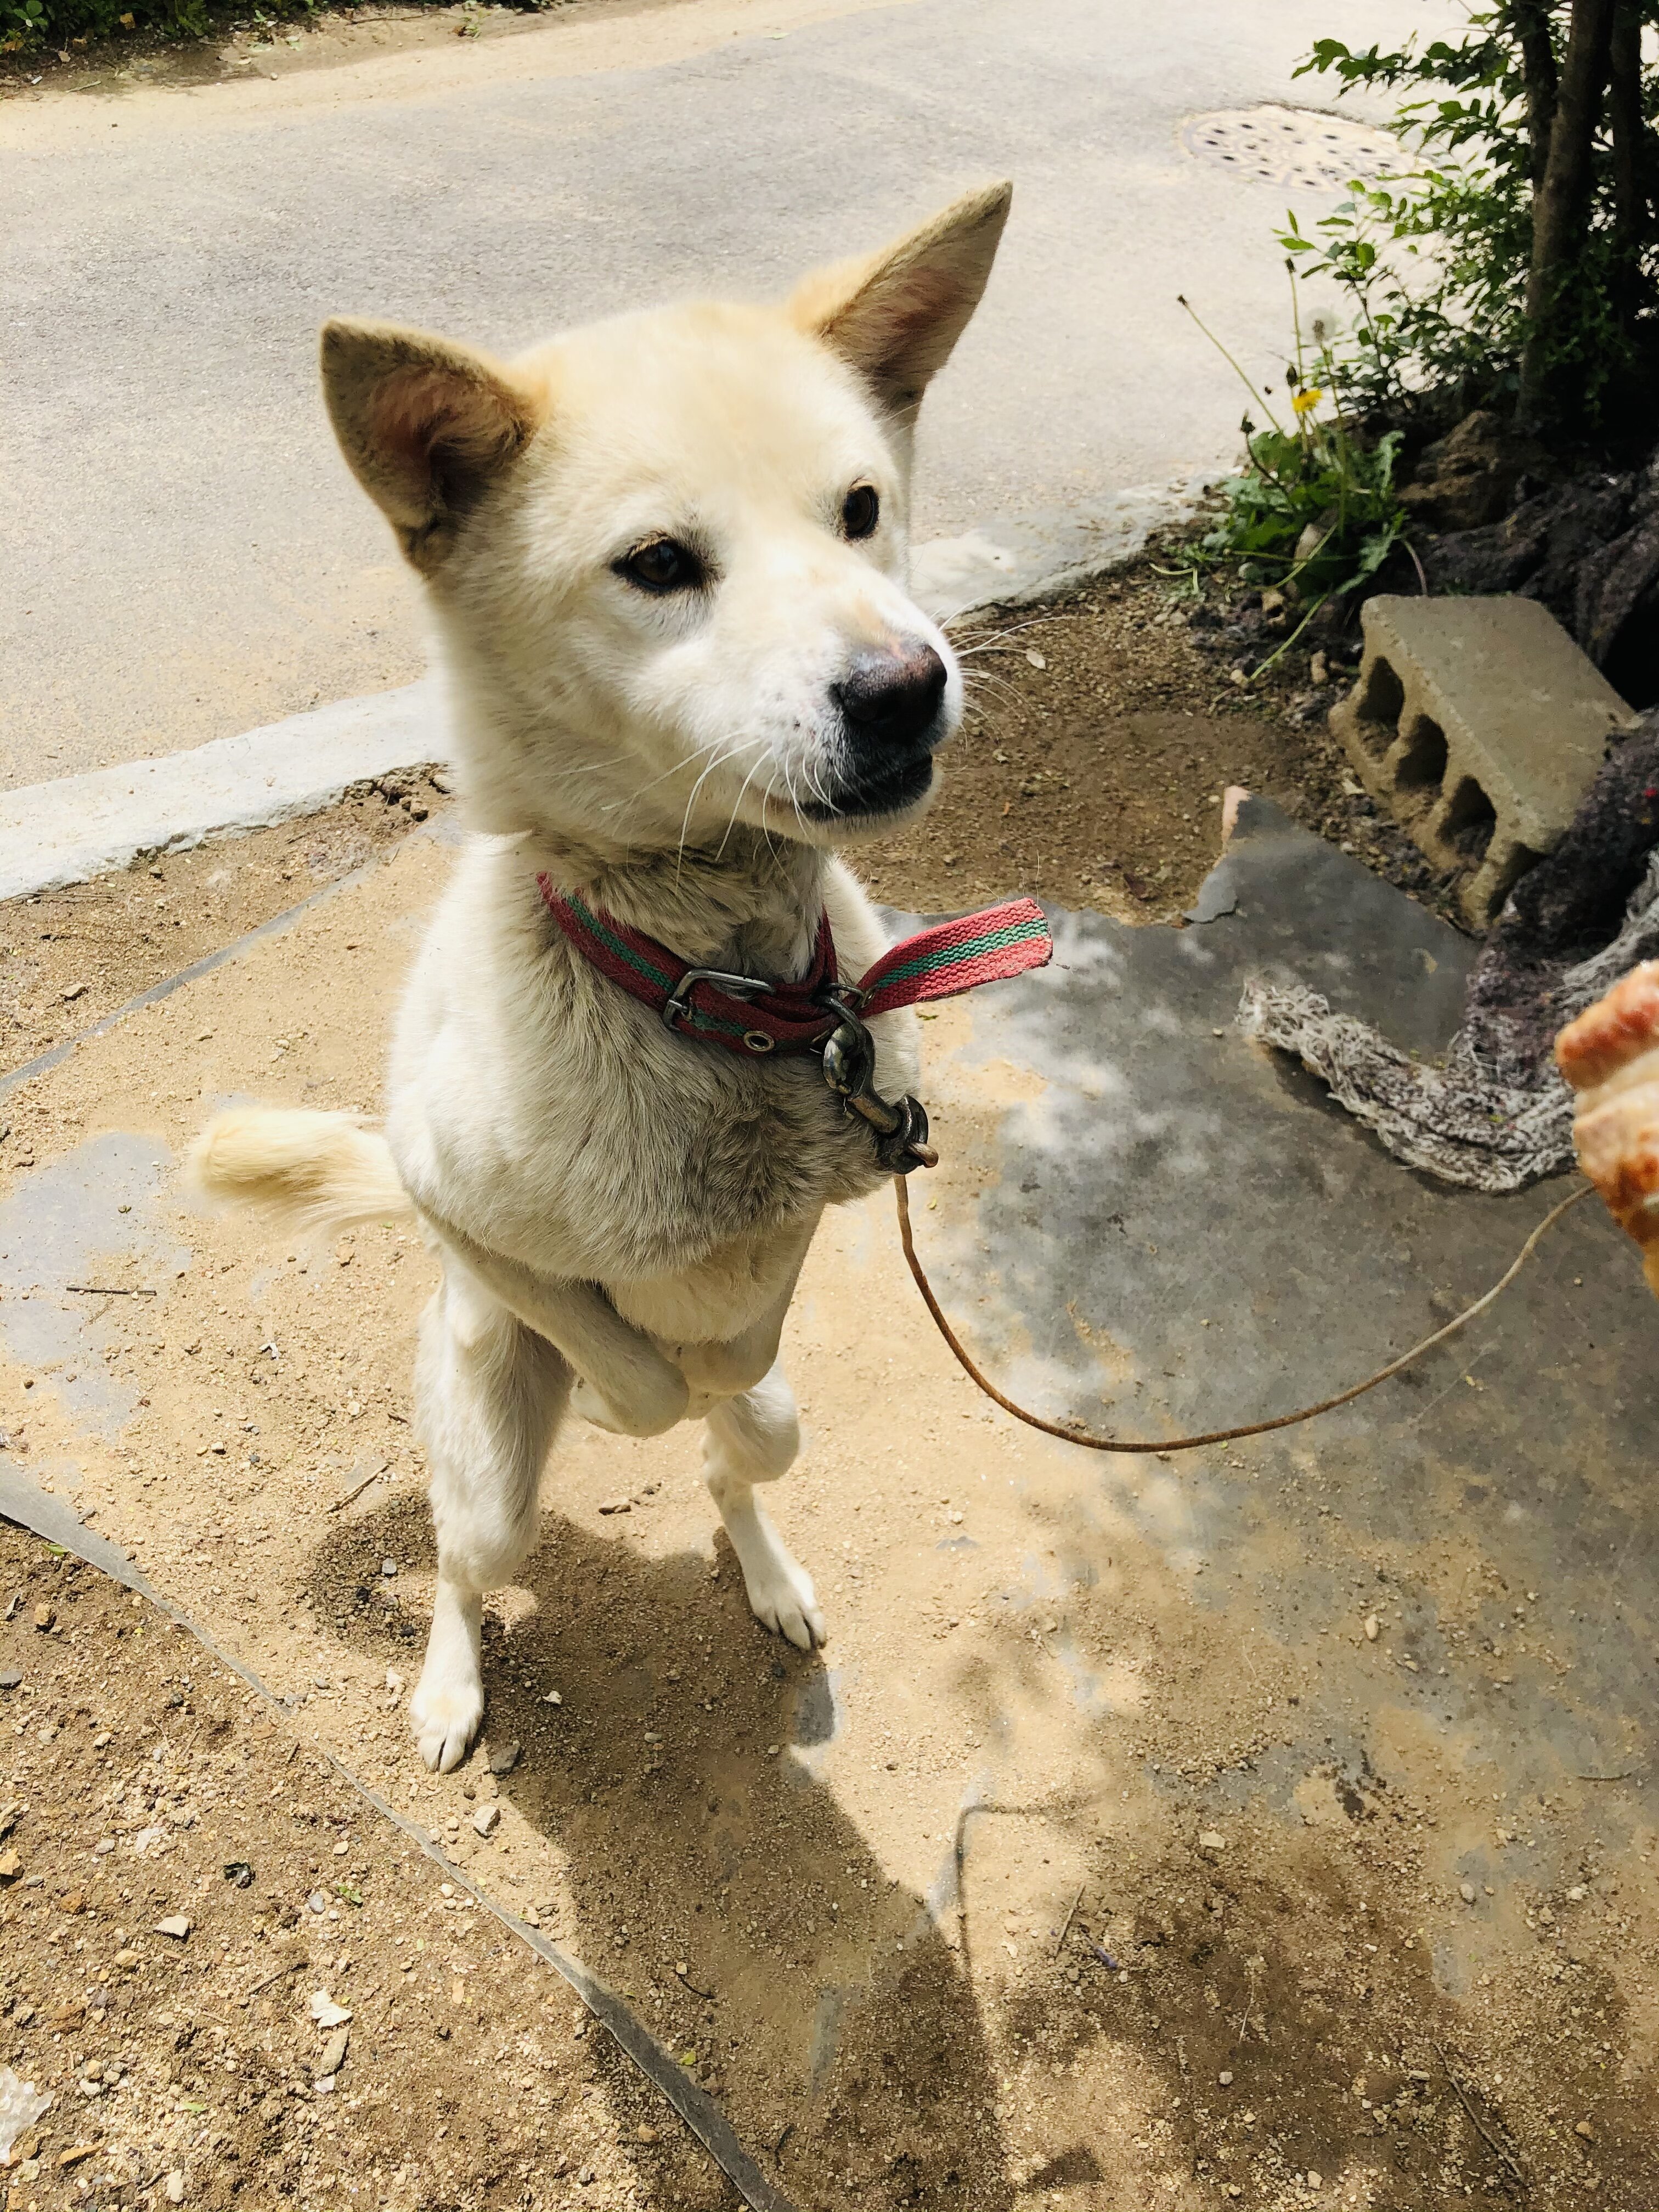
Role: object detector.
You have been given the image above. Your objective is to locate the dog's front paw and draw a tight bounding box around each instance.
[740,1535,827,1652]
[410,1665,484,1774]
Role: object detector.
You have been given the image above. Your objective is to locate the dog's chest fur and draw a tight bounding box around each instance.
[385,836,918,1331]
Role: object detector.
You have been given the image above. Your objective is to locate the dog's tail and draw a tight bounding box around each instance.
[189,1108,415,1242]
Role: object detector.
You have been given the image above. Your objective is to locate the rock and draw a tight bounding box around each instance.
[308,1991,352,2029]
[597,1497,632,1515]
[543,1689,562,1706]
[1567,1883,1587,1901]
[1401,410,1550,534]
[114,1950,138,1970]
[472,1803,501,1838]
[315,2029,349,2081]
[0,1849,20,1883]
[381,1559,397,1578]
[1198,1831,1227,1855]
[32,1605,53,1633]
[0,1668,21,1690]
[1218,2069,1234,2086]
[1460,1881,1477,1904]
[222,1861,253,1889]
[1307,2172,1323,2190]
[488,1740,522,1778]
[1576,2118,1594,2140]
[1364,1615,1380,1642]
[307,1891,328,1914]
[163,2169,187,2202]
[154,1916,191,1940]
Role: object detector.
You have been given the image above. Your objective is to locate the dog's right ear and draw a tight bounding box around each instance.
[320,318,547,571]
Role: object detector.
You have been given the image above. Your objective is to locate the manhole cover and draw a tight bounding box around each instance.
[1180,104,1403,191]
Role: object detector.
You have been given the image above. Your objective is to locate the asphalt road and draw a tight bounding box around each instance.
[3,0,1446,789]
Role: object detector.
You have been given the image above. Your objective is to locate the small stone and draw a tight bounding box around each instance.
[309,1991,352,2028]
[637,2124,659,2144]
[163,2173,187,2205]
[1567,1883,1587,1901]
[154,1915,191,1940]
[543,1689,562,1706]
[32,1605,54,1632]
[0,1667,22,1689]
[1459,1881,1476,1904]
[1364,1615,1380,1642]
[381,1559,397,1578]
[0,1848,21,1881]
[472,1803,500,1838]
[308,1890,328,1914]
[597,1497,631,1515]
[315,2028,349,2081]
[1307,2173,1323,2191]
[115,1949,139,1969]
[1576,2119,1594,2140]
[1198,1830,1227,1854]
[488,1740,522,1778]
[92,1730,111,1750]
[1218,2069,1234,2086]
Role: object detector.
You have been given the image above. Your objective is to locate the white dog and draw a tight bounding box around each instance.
[191,183,1012,1771]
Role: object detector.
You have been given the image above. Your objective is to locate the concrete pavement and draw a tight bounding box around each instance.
[4,0,1449,795]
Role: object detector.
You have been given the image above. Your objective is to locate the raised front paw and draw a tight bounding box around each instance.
[570,1367,687,1438]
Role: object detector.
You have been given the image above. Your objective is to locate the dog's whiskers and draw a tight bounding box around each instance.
[677,735,765,882]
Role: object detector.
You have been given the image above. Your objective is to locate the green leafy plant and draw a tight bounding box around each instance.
[1283,4,1659,438]
[1178,275,1413,678]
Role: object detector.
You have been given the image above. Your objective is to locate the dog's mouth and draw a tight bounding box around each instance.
[798,751,935,824]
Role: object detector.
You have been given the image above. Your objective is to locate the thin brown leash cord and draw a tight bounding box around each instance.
[894,1175,1593,1455]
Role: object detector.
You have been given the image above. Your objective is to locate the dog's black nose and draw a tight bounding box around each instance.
[833,642,948,748]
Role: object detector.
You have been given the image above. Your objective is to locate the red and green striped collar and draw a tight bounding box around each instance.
[535,876,1052,1057]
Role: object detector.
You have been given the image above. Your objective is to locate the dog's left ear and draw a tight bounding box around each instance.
[788,180,1012,425]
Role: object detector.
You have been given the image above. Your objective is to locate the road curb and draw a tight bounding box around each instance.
[0,486,1205,905]
[0,678,442,904]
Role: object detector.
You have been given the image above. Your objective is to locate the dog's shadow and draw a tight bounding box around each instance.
[307,1492,1018,2209]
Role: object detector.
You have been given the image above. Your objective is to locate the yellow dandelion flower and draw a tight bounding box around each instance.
[1291,388,1323,416]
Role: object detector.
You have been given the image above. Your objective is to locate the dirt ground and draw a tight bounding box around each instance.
[2,573,1656,2209]
[0,0,640,97]
[0,1523,716,2209]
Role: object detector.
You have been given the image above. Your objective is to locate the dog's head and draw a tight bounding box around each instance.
[320,184,1011,854]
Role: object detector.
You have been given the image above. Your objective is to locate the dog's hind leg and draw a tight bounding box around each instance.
[410,1255,569,1772]
[702,1362,824,1651]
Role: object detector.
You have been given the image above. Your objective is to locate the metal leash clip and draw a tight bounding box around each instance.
[816,987,939,1175]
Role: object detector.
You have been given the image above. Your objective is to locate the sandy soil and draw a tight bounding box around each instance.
[0,775,448,1086]
[0,1523,715,2209]
[1,582,1655,2207]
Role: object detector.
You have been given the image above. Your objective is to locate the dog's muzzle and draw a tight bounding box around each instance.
[804,640,949,821]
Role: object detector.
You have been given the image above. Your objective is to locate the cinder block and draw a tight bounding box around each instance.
[1331,595,1638,927]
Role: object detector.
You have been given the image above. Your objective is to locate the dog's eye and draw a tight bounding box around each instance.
[842,483,881,540]
[617,538,702,594]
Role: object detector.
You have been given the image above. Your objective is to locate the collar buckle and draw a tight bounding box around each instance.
[662,967,770,1032]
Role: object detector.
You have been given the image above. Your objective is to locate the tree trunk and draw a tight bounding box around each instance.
[1517,0,1617,424]
[1608,0,1647,328]
[1510,0,1560,189]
